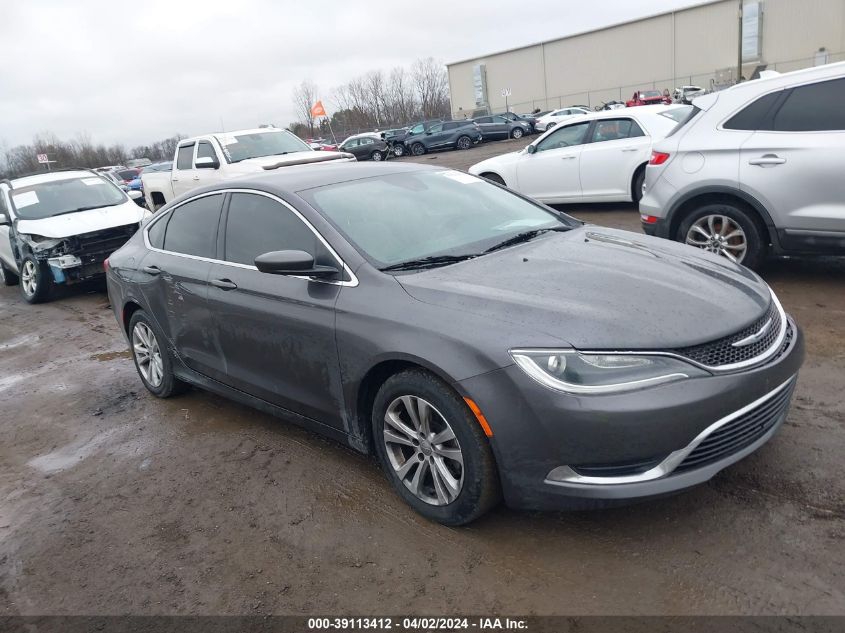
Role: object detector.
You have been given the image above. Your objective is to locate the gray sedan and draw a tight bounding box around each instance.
[105,163,804,525]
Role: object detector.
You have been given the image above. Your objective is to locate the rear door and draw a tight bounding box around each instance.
[170,142,197,198]
[205,191,345,427]
[137,192,224,376]
[474,117,494,139]
[515,121,591,202]
[0,185,18,273]
[489,116,511,138]
[341,138,362,159]
[425,123,448,148]
[579,117,649,200]
[738,77,845,244]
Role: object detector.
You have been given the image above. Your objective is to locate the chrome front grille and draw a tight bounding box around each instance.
[671,300,783,369]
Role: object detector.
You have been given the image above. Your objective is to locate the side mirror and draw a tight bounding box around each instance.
[0,213,8,226]
[254,250,339,278]
[195,156,220,170]
[128,190,143,200]
[526,144,537,155]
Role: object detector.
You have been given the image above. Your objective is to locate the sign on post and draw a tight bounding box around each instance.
[37,154,49,164]
[501,88,512,113]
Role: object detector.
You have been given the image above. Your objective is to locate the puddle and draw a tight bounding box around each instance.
[27,428,125,474]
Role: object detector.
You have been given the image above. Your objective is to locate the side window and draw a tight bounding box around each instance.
[443,122,459,130]
[176,144,195,170]
[409,124,424,134]
[196,141,218,162]
[360,137,374,146]
[492,116,507,124]
[224,193,326,267]
[723,92,782,130]
[773,78,845,131]
[162,194,223,258]
[476,117,492,124]
[428,124,443,134]
[147,214,169,249]
[628,120,646,137]
[344,139,359,148]
[591,118,638,143]
[536,122,591,152]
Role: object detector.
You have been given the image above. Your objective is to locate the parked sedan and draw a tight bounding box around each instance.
[106,162,803,525]
[404,120,482,156]
[495,111,538,133]
[472,115,532,140]
[534,107,591,131]
[469,105,689,204]
[338,134,390,161]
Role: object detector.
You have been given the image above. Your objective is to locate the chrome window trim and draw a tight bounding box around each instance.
[142,188,358,287]
[546,375,796,486]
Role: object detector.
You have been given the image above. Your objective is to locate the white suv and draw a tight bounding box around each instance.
[639,61,845,269]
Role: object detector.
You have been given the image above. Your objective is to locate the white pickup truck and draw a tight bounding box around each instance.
[142,127,354,210]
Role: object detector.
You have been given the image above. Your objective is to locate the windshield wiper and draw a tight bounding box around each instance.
[484,226,571,253]
[380,254,478,272]
[231,151,290,164]
[51,203,121,217]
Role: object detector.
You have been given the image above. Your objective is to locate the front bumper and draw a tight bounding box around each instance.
[458,318,804,511]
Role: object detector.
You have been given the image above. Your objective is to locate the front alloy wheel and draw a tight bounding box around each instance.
[383,395,464,506]
[411,143,425,156]
[19,256,52,303]
[685,215,748,263]
[393,144,405,157]
[511,127,524,139]
[456,136,472,150]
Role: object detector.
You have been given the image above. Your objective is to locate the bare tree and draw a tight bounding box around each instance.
[412,57,450,119]
[292,80,319,137]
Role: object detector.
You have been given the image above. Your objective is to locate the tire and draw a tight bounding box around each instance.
[511,127,524,139]
[393,144,405,157]
[480,173,506,186]
[372,369,500,526]
[371,150,384,161]
[676,202,767,269]
[128,310,188,398]
[456,136,472,150]
[0,259,19,286]
[19,255,52,304]
[411,142,426,156]
[546,121,557,130]
[632,167,646,204]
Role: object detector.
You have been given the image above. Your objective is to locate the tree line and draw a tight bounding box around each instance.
[1,132,185,180]
[290,57,451,140]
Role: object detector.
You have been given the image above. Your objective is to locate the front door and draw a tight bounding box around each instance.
[171,142,198,198]
[0,185,18,273]
[515,121,591,202]
[206,191,345,427]
[579,117,650,200]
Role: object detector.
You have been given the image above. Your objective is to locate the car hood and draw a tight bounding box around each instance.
[228,150,354,172]
[16,199,148,238]
[468,150,524,174]
[396,227,771,350]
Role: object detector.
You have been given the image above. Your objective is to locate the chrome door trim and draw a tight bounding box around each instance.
[143,188,358,287]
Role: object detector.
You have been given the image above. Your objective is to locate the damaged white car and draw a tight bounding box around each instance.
[0,170,149,303]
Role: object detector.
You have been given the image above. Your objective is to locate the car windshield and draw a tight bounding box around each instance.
[642,90,662,98]
[11,175,126,220]
[214,130,312,163]
[299,170,578,269]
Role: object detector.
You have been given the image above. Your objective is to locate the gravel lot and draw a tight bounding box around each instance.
[1,137,844,616]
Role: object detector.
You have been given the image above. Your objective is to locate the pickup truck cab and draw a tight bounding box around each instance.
[0,169,149,303]
[142,127,354,210]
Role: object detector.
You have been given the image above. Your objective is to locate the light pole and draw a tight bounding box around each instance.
[737,0,743,83]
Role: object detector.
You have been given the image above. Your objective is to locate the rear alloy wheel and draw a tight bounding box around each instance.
[129,310,188,398]
[372,369,500,525]
[393,144,405,157]
[456,136,472,150]
[411,142,426,156]
[19,256,52,304]
[632,168,646,203]
[511,127,524,139]
[371,150,384,161]
[677,203,766,269]
[0,259,19,286]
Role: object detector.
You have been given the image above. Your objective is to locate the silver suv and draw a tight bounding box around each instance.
[639,62,845,269]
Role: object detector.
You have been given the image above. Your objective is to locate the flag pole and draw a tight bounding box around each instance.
[325,116,338,145]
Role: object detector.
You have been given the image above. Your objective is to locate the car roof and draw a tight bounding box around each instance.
[10,169,99,188]
[200,162,446,196]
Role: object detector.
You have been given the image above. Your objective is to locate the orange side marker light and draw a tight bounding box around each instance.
[464,397,493,437]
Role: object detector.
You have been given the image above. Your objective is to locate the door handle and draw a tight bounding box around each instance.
[749,154,786,166]
[172,178,179,182]
[210,278,238,290]
[192,176,200,181]
[621,147,639,152]
[142,265,161,275]
[561,156,576,160]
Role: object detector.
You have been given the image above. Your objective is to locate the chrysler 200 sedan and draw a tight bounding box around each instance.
[105,163,804,525]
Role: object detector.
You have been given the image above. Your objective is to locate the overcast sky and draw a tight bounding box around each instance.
[0,0,710,150]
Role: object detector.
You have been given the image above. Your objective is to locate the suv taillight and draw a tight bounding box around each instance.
[649,151,670,166]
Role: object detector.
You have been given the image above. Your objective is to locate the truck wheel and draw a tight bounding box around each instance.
[19,255,53,304]
[0,259,19,286]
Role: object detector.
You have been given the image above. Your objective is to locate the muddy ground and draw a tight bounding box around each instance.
[0,138,843,615]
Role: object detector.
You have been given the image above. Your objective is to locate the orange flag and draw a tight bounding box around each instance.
[311,100,326,117]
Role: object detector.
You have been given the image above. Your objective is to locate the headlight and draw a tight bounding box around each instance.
[509,349,708,395]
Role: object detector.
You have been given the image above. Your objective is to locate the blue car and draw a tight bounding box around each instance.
[130,161,172,191]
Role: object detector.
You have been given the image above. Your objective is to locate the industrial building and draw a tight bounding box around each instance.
[446,0,845,117]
